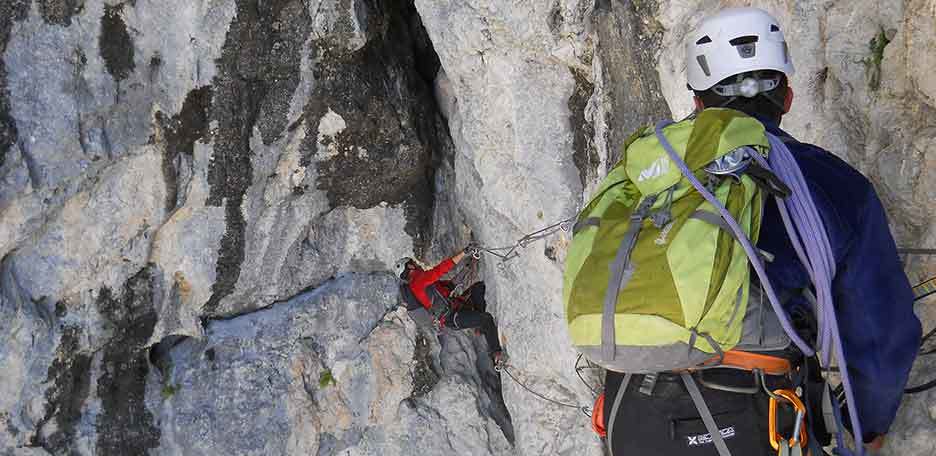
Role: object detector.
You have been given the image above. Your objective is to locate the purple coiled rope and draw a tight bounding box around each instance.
[761,133,863,456]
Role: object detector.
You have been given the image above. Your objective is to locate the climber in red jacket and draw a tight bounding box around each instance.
[398,248,506,365]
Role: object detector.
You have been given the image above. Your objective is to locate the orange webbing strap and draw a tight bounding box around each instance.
[701,350,793,376]
[591,393,607,437]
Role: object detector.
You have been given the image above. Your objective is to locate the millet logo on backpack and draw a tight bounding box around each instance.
[637,156,670,182]
[655,221,675,245]
[686,426,736,447]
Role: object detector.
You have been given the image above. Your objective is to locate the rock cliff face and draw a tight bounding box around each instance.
[0,1,933,455]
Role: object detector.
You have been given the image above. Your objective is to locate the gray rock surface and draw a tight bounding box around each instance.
[1,0,457,454]
[1,0,934,455]
[151,273,510,456]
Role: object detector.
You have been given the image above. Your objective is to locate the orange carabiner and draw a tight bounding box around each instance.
[768,389,809,450]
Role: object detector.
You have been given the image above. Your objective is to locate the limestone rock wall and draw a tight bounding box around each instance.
[0,1,476,454]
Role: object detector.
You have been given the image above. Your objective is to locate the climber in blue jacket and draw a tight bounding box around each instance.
[694,6,921,449]
[603,7,920,455]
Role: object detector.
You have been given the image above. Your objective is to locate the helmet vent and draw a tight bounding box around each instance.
[729,35,759,45]
[696,35,712,45]
[696,55,711,77]
[770,24,780,32]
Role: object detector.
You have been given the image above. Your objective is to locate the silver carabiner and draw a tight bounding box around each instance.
[704,146,755,182]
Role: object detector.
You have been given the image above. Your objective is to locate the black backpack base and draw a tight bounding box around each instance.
[603,370,805,456]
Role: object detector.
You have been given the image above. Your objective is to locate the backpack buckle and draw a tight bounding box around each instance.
[638,373,658,395]
[631,194,659,221]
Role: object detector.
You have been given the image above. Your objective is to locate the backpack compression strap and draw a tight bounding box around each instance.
[601,195,658,360]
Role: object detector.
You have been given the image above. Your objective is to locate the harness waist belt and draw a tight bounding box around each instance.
[698,350,792,376]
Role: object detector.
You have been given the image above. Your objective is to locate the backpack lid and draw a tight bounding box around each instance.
[625,109,769,196]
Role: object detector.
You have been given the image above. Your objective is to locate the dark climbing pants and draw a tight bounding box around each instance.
[447,309,502,353]
[460,282,487,312]
[603,370,802,456]
[445,282,502,353]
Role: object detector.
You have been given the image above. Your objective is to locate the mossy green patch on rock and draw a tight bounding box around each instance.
[319,369,337,388]
[863,27,893,92]
[161,383,178,399]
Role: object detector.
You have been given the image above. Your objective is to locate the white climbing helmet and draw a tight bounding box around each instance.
[686,7,795,92]
[395,257,414,281]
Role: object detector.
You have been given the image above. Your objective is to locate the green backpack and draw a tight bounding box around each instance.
[564,109,777,372]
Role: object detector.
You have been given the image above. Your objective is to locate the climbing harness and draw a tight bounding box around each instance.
[473,216,577,264]
[498,362,592,417]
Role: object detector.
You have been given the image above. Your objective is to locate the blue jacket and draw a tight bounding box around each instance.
[757,121,921,440]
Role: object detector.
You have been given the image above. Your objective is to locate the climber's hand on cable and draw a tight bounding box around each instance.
[454,243,479,263]
[465,242,481,256]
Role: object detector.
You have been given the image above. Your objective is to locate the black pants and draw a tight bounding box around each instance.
[459,282,487,312]
[445,282,502,353]
[604,370,798,455]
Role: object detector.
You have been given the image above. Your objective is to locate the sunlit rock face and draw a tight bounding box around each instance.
[1,0,934,455]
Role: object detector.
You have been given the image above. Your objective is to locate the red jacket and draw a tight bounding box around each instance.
[408,258,456,310]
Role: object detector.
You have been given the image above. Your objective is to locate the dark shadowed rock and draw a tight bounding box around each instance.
[204,0,312,315]
[157,85,213,212]
[95,267,161,456]
[38,0,85,27]
[99,4,135,83]
[569,68,598,187]
[0,1,29,169]
[594,0,671,164]
[28,326,92,454]
[301,0,442,250]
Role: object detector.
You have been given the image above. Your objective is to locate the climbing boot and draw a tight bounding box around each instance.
[492,350,509,371]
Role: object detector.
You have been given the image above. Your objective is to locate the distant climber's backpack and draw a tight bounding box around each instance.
[564,109,789,373]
